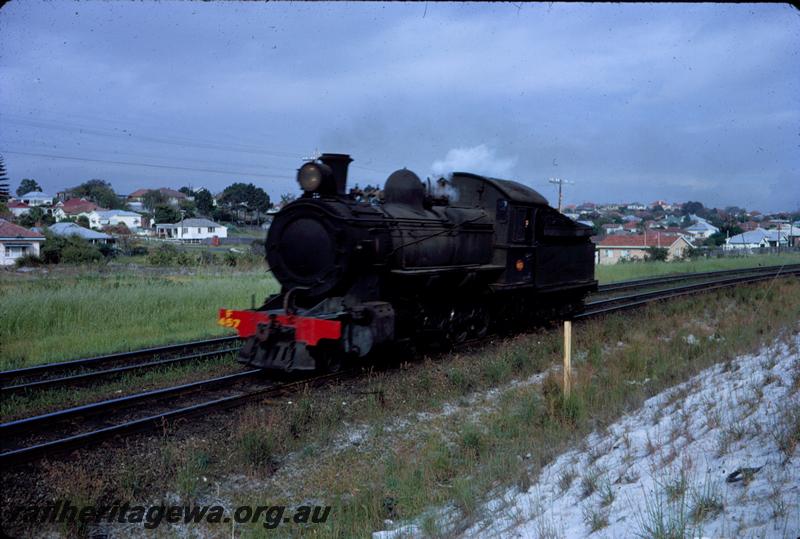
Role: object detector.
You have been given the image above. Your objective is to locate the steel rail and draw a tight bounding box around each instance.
[0,370,351,467]
[578,268,800,319]
[1,347,240,395]
[1,369,261,436]
[0,336,239,383]
[595,263,800,294]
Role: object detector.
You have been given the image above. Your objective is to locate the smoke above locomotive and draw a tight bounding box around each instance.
[222,153,596,372]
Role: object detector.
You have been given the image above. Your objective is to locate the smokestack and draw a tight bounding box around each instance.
[320,153,353,195]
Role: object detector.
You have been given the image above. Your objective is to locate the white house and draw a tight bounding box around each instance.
[601,223,625,235]
[7,201,31,217]
[684,219,719,239]
[52,198,102,221]
[18,191,54,207]
[155,218,228,242]
[0,219,45,265]
[724,228,787,250]
[88,210,143,230]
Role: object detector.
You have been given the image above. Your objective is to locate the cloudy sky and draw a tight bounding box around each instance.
[1,2,798,212]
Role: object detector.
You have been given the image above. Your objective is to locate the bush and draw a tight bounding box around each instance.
[40,233,104,265]
[14,254,45,267]
[646,247,669,262]
[147,243,180,266]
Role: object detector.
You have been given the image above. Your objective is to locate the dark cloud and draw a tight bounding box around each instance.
[0,3,797,211]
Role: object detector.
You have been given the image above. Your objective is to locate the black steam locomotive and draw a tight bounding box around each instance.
[219,153,596,371]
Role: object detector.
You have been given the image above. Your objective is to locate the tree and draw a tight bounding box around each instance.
[194,189,214,215]
[77,215,91,228]
[69,179,123,209]
[646,246,669,262]
[17,178,42,197]
[179,199,196,218]
[154,204,181,224]
[18,206,54,228]
[142,190,168,211]
[179,186,195,196]
[0,155,9,202]
[681,201,705,217]
[280,193,296,207]
[220,182,270,212]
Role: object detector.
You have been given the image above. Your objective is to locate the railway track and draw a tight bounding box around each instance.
[5,263,798,397]
[0,369,352,467]
[0,336,239,395]
[1,263,798,468]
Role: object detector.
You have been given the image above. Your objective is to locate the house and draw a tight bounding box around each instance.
[597,232,693,265]
[723,228,788,250]
[0,218,45,265]
[87,210,143,231]
[625,202,647,211]
[18,191,53,207]
[7,201,31,217]
[155,218,228,242]
[601,223,624,235]
[780,224,800,247]
[622,221,640,233]
[48,222,115,245]
[52,198,101,221]
[684,219,719,239]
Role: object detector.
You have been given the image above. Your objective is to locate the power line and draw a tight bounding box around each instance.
[7,140,298,175]
[0,115,304,159]
[0,111,399,176]
[0,149,296,180]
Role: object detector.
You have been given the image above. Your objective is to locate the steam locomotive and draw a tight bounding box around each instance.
[219,153,597,372]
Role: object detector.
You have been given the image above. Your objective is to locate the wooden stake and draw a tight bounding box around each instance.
[563,320,572,397]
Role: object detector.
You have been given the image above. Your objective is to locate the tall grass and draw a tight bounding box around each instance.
[5,279,799,538]
[596,252,800,283]
[0,270,278,369]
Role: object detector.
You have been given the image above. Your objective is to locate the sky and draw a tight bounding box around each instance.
[0,2,798,212]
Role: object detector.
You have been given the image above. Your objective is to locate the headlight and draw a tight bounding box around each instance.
[298,163,323,192]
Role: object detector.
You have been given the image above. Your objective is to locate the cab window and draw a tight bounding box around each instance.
[511,207,535,243]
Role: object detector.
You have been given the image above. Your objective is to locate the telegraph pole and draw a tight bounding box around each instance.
[549,178,574,213]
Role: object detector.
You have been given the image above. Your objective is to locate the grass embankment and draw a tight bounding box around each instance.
[0,270,278,370]
[4,277,798,538]
[596,252,800,283]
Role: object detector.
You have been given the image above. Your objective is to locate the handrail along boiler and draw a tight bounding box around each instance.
[219,153,597,371]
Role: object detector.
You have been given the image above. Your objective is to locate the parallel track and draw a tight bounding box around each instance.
[1,263,798,468]
[0,337,239,395]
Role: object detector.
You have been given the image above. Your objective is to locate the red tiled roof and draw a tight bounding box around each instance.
[598,232,685,248]
[623,222,639,229]
[60,198,99,214]
[0,219,45,239]
[8,201,29,209]
[128,189,151,198]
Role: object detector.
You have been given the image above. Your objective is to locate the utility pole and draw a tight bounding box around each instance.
[549,177,574,213]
